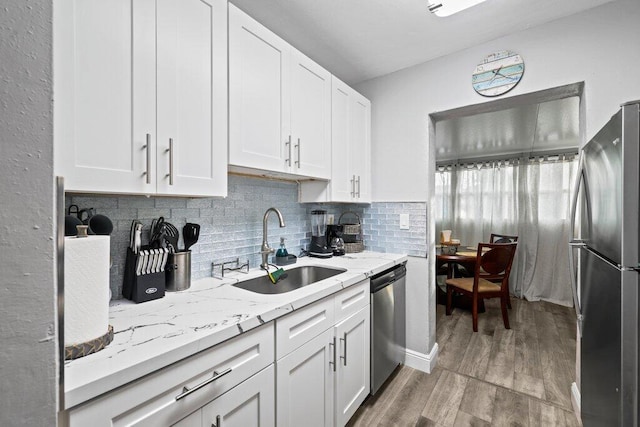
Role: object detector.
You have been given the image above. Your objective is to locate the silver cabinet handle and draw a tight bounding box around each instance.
[351,175,356,198]
[340,333,347,366]
[357,176,361,198]
[329,337,336,372]
[211,415,221,427]
[167,138,174,186]
[285,135,291,166]
[143,134,151,184]
[175,367,232,401]
[295,138,301,168]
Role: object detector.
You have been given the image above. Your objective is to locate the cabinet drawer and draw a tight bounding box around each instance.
[276,297,335,360]
[334,280,369,324]
[68,323,274,426]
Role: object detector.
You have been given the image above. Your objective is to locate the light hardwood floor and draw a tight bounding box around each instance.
[348,298,580,427]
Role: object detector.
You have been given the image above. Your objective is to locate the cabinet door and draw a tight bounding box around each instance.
[335,308,370,427]
[277,328,335,427]
[228,4,290,173]
[329,77,354,202]
[201,365,275,427]
[290,50,331,179]
[54,0,156,194]
[156,0,227,197]
[349,93,371,203]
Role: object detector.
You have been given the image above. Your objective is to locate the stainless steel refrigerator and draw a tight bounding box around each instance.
[569,101,639,426]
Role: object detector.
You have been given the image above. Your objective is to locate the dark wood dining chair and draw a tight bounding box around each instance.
[445,242,517,332]
[490,233,518,243]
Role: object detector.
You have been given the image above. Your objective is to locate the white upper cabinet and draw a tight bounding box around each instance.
[228,4,331,180]
[54,0,227,197]
[300,77,371,203]
[228,4,290,174]
[290,50,332,179]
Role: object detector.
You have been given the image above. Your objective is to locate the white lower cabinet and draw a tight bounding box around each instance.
[67,324,273,426]
[276,328,335,427]
[276,280,371,427]
[174,365,275,427]
[334,307,370,427]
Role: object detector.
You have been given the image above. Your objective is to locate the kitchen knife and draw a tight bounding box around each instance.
[140,250,150,276]
[135,251,143,276]
[129,220,136,250]
[160,248,168,272]
[134,223,142,254]
[152,249,160,273]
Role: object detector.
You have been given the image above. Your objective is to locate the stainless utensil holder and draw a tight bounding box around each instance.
[166,251,191,292]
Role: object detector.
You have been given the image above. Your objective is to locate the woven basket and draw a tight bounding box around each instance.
[339,212,364,252]
[344,242,365,253]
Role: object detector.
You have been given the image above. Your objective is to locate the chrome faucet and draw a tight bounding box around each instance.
[261,207,286,270]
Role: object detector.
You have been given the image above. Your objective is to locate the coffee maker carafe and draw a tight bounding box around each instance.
[326,224,345,256]
[309,210,332,258]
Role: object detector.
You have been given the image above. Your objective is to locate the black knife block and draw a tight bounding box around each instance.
[122,247,165,303]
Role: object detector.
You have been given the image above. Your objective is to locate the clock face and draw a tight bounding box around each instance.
[472,51,524,97]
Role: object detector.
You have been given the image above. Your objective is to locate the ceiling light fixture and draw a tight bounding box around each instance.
[428,0,490,17]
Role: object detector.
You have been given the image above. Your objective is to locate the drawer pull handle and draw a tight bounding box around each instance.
[329,336,337,372]
[167,138,174,186]
[285,135,291,166]
[143,134,151,184]
[211,415,222,427]
[340,333,347,366]
[175,367,232,401]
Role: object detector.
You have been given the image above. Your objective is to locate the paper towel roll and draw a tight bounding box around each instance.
[64,236,110,346]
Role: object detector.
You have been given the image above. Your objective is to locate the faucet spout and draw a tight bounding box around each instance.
[261,207,286,270]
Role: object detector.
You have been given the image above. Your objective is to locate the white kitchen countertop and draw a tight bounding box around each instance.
[64,251,407,409]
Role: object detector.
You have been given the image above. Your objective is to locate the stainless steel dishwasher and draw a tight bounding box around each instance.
[370,262,406,394]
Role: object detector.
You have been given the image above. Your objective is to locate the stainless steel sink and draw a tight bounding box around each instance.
[232,266,346,294]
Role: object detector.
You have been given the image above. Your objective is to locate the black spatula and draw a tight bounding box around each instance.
[183,223,201,251]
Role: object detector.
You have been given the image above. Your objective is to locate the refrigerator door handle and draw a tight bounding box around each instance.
[568,245,584,337]
[569,152,585,241]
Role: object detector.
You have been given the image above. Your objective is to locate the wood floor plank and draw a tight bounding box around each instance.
[529,398,573,426]
[347,365,413,427]
[437,312,475,372]
[458,378,497,422]
[420,370,468,427]
[492,388,530,427]
[540,348,574,410]
[377,368,442,427]
[513,372,546,399]
[514,317,543,379]
[453,410,491,426]
[458,332,492,378]
[414,415,439,427]
[483,327,516,388]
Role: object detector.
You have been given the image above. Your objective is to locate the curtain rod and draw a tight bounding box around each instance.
[436,148,579,168]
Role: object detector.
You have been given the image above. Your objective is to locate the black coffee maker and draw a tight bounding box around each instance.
[326,224,346,256]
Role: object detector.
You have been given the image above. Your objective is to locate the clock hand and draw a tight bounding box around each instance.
[488,65,502,84]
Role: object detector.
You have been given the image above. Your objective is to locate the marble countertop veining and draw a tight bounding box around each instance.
[64,251,407,409]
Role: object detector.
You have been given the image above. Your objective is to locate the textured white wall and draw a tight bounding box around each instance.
[0,1,57,425]
[357,0,640,202]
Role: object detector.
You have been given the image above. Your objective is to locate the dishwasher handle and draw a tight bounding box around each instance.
[370,263,406,293]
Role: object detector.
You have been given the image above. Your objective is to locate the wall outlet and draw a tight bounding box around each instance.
[400,214,410,230]
[327,214,335,225]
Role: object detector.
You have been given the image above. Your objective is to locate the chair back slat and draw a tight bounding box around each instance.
[480,246,513,274]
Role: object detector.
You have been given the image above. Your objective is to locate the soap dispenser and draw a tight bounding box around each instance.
[276,237,288,258]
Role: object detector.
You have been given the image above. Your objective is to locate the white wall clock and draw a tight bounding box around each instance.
[472,50,524,97]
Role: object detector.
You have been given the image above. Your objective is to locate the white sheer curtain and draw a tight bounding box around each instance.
[435,155,577,306]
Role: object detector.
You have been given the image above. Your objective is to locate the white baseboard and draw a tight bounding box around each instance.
[571,382,582,425]
[404,343,439,373]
